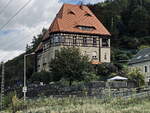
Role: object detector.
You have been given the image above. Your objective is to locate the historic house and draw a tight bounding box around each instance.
[35,4,111,72]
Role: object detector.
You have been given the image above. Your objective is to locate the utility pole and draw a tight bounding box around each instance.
[0,62,5,111]
[23,52,35,101]
[23,55,27,101]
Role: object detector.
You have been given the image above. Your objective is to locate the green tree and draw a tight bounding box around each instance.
[128,6,150,36]
[49,47,92,86]
[96,63,118,81]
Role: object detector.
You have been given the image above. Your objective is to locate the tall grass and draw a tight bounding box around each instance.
[2,95,150,113]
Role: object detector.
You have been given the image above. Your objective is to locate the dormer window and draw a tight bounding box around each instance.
[137,56,142,59]
[144,54,149,57]
[76,25,96,31]
[85,13,92,16]
[68,10,75,15]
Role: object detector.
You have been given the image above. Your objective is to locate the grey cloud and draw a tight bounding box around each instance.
[0,0,62,62]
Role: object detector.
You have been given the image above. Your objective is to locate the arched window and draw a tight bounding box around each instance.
[92,51,97,60]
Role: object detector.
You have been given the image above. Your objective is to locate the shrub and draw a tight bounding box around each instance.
[127,68,145,87]
[96,63,118,81]
[83,72,98,82]
[3,92,16,109]
[12,94,26,113]
[30,71,53,84]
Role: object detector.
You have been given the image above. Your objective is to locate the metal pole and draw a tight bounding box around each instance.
[0,62,4,111]
[23,52,35,101]
[23,55,26,101]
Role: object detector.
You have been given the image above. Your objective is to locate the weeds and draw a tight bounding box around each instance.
[1,95,150,113]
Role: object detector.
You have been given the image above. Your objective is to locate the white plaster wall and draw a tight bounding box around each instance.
[100,48,111,63]
[78,47,99,61]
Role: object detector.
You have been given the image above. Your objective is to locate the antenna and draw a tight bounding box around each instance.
[0,62,5,111]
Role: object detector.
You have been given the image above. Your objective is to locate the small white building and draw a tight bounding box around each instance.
[128,48,150,82]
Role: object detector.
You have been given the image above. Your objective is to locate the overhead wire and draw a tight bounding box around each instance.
[0,0,33,62]
[0,0,32,32]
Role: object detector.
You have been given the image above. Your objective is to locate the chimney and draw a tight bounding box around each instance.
[79,2,84,10]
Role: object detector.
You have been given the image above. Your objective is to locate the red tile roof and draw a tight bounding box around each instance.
[43,3,111,41]
[91,60,102,65]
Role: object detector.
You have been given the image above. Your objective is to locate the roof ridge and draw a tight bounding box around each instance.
[63,3,83,6]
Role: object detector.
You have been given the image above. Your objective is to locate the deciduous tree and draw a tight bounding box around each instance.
[49,47,92,86]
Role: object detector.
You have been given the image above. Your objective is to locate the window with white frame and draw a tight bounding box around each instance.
[54,36,59,43]
[60,36,65,43]
[104,53,107,60]
[93,37,97,46]
[102,38,109,47]
[145,66,148,73]
[83,37,87,46]
[73,36,77,45]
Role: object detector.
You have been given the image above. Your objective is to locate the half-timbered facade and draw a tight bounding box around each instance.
[35,4,111,72]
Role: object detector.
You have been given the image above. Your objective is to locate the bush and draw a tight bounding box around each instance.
[12,94,27,113]
[3,92,16,108]
[127,68,145,87]
[83,72,98,82]
[96,63,118,81]
[30,71,53,84]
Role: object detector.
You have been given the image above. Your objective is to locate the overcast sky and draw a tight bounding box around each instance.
[0,0,104,62]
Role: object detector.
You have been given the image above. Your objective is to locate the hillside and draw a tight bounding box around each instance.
[88,0,150,69]
[1,0,150,87]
